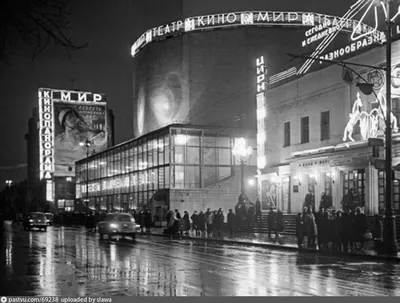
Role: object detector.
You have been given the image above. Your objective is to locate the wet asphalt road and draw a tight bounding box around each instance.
[1,222,400,296]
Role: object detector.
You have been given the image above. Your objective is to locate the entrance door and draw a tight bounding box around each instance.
[343,169,365,209]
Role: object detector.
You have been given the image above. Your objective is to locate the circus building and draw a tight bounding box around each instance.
[75,9,383,220]
[256,36,400,233]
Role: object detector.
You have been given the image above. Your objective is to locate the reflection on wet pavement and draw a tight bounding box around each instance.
[1,221,400,296]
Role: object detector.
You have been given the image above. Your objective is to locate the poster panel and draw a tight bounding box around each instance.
[53,102,107,176]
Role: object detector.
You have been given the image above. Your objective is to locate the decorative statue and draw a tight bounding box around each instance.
[343,92,363,142]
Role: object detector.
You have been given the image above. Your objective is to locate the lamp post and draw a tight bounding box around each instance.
[232,138,253,196]
[382,0,398,255]
[79,139,92,217]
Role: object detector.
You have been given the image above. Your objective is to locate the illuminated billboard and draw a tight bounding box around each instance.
[38,88,108,180]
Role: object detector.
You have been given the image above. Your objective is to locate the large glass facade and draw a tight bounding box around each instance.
[76,126,255,211]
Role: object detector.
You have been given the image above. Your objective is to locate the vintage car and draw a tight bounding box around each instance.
[23,212,47,231]
[44,213,54,225]
[98,213,137,241]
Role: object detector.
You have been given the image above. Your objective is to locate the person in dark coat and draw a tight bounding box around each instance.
[227,209,236,237]
[295,212,304,248]
[145,209,153,232]
[247,203,255,228]
[175,209,182,220]
[315,208,325,248]
[197,211,206,236]
[214,209,224,238]
[275,209,285,239]
[304,190,315,212]
[372,214,383,252]
[353,207,368,250]
[139,209,146,232]
[267,207,275,238]
[304,208,318,248]
[190,211,199,236]
[181,211,190,235]
[342,189,355,212]
[334,211,344,251]
[166,210,173,228]
[255,198,262,222]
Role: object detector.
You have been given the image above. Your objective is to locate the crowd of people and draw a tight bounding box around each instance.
[295,206,383,252]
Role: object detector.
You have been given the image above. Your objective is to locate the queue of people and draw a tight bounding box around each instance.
[296,206,381,252]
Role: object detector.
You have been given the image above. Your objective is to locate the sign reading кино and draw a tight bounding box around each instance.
[131,11,380,58]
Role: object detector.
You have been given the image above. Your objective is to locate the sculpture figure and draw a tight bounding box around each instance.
[343,92,363,142]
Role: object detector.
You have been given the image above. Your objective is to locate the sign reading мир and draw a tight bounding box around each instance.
[131,11,378,57]
[38,88,106,180]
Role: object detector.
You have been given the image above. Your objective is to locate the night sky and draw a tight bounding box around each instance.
[0,0,363,187]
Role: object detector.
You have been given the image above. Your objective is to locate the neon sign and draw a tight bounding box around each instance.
[38,88,107,184]
[131,10,378,58]
[256,56,267,169]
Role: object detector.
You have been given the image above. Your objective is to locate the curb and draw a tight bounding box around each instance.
[141,232,400,263]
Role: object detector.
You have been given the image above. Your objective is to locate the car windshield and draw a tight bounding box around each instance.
[28,213,44,219]
[45,214,53,218]
[105,214,133,222]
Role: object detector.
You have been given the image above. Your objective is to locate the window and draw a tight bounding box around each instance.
[343,169,365,209]
[301,116,309,144]
[321,111,330,141]
[378,171,400,213]
[284,121,290,147]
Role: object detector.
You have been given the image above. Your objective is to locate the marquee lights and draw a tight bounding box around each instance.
[131,10,378,58]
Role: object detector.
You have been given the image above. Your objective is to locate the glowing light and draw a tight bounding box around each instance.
[232,137,253,159]
[175,134,187,145]
[257,156,266,169]
[248,179,256,186]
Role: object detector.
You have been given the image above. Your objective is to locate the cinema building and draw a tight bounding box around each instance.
[25,88,115,212]
[75,10,381,218]
[256,38,400,222]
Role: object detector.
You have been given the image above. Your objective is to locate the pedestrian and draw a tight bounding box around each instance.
[247,203,255,228]
[315,207,325,248]
[190,211,199,236]
[214,209,224,238]
[342,189,355,212]
[353,207,368,250]
[145,209,153,232]
[267,207,275,238]
[372,214,383,252]
[166,210,173,228]
[334,211,344,251]
[255,198,262,222]
[304,208,318,248]
[175,209,181,220]
[139,208,146,232]
[182,211,190,235]
[295,212,304,248]
[227,209,236,237]
[197,211,206,236]
[275,209,285,240]
[205,208,214,236]
[304,190,315,212]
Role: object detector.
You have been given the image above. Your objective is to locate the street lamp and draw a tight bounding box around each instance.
[232,137,253,196]
[382,0,398,255]
[79,139,92,216]
[5,180,13,188]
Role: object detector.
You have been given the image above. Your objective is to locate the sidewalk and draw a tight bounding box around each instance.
[142,227,400,262]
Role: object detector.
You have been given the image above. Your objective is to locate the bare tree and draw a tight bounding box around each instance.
[0,0,86,62]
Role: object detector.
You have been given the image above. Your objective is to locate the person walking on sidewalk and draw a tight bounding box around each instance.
[227,209,236,237]
[181,211,190,236]
[247,203,255,229]
[295,212,304,248]
[197,211,206,236]
[267,207,275,238]
[214,209,225,239]
[304,208,318,248]
[255,198,262,222]
[205,208,214,237]
[166,210,173,228]
[175,209,182,220]
[354,207,368,250]
[190,211,199,236]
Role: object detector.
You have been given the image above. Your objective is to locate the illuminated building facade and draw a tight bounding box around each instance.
[75,124,257,220]
[257,39,400,217]
[26,88,115,212]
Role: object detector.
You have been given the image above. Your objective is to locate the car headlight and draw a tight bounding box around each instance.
[110,223,118,228]
[130,218,135,223]
[29,219,33,222]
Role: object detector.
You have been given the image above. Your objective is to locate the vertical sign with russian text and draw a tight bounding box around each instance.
[256,56,267,169]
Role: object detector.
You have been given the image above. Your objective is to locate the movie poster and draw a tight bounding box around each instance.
[261,180,277,210]
[53,102,107,176]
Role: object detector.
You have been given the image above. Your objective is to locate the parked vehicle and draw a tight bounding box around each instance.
[23,212,47,231]
[45,213,54,225]
[98,213,137,241]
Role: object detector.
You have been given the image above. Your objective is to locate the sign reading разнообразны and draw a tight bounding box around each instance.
[2,297,112,303]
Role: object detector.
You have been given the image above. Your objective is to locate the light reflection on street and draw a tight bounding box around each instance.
[2,222,400,296]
